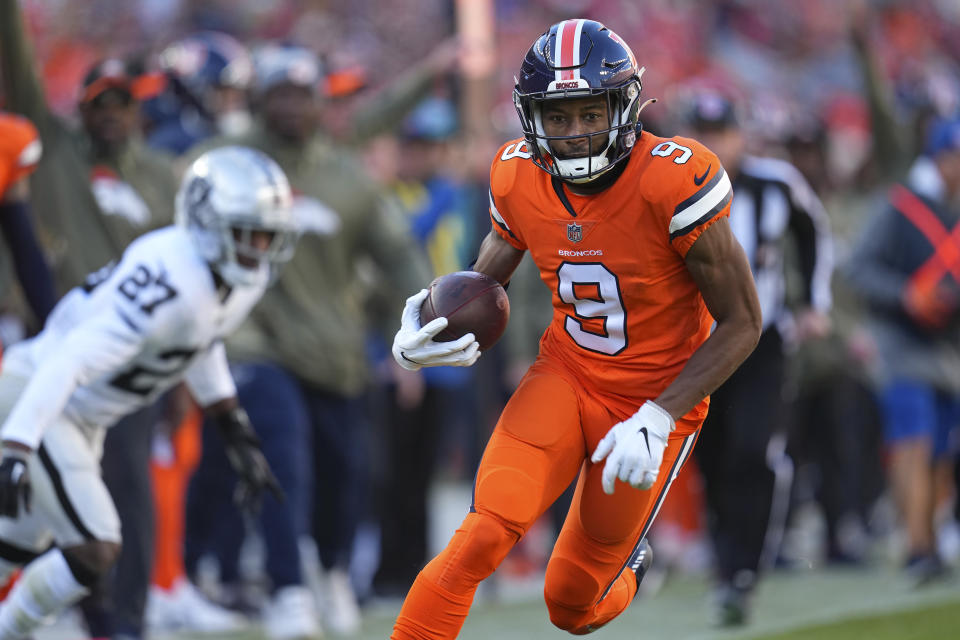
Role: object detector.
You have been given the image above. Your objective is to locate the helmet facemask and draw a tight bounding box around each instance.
[216,220,297,287]
[515,77,642,183]
[175,147,299,288]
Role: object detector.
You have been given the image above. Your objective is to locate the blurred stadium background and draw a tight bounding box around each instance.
[4,0,960,638]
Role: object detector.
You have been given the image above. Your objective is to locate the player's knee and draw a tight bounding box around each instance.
[432,512,517,590]
[464,512,518,575]
[61,540,121,587]
[544,557,601,632]
[547,605,593,635]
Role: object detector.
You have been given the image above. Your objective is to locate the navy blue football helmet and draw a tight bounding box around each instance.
[514,19,647,183]
[160,31,253,104]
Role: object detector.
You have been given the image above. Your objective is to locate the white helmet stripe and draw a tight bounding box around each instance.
[571,19,584,81]
[554,20,566,82]
[554,19,585,82]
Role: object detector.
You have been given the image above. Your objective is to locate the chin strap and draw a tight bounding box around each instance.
[559,96,657,183]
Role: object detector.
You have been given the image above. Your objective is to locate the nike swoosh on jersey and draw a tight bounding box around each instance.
[693,164,712,186]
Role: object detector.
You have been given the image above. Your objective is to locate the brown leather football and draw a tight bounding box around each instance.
[419,271,510,351]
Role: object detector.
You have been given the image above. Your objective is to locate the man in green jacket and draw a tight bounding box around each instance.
[0,3,179,639]
[0,5,176,293]
[184,45,430,638]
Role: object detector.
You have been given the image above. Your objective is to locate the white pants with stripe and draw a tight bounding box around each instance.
[0,362,120,557]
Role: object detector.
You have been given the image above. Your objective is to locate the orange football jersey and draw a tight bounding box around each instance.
[0,112,42,196]
[488,131,733,422]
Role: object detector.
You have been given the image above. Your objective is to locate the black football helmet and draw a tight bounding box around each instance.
[514,19,647,183]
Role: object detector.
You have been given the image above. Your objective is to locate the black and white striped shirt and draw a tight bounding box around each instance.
[729,155,833,332]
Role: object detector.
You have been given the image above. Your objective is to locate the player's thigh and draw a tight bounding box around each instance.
[545,427,699,603]
[473,359,586,531]
[31,418,121,547]
[579,426,698,546]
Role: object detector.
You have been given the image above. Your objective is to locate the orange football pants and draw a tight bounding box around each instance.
[391,357,701,639]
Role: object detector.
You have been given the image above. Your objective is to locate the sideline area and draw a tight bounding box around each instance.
[34,557,960,639]
[34,483,960,639]
[348,564,960,640]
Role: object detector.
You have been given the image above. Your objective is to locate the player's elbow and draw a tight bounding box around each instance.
[737,316,762,364]
[738,283,763,350]
[744,302,762,350]
[723,296,762,360]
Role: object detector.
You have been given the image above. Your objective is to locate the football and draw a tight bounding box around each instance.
[419,271,510,351]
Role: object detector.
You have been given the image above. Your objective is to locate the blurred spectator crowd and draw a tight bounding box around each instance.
[1,0,960,637]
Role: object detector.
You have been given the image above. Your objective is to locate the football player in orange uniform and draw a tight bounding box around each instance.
[0,111,55,325]
[389,19,761,638]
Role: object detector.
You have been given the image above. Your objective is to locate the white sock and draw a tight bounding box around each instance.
[0,549,88,639]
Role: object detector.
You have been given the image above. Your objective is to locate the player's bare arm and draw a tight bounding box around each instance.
[472,228,526,285]
[655,217,761,420]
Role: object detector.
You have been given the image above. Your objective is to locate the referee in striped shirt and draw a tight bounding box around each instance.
[683,91,833,626]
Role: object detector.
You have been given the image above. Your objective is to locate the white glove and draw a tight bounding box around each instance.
[392,289,481,372]
[591,400,675,495]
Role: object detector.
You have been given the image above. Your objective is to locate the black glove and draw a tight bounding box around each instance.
[214,408,285,514]
[0,449,32,518]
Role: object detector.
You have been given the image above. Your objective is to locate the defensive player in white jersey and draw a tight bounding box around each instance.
[0,146,298,639]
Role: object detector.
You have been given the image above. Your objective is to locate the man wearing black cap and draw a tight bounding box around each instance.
[1,3,179,639]
[0,16,176,291]
[684,90,833,626]
[0,42,177,292]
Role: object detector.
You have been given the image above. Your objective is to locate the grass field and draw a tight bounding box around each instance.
[34,483,960,640]
[760,602,960,640]
[135,561,959,640]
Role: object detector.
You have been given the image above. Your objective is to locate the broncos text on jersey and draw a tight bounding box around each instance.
[488,132,732,424]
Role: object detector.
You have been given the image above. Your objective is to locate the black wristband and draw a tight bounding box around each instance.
[212,408,261,447]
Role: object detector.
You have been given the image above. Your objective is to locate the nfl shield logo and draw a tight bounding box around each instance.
[566,222,583,243]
